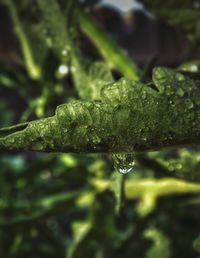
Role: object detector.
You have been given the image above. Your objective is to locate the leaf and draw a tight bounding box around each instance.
[0,67,200,153]
[149,149,200,181]
[125,178,200,200]
[67,191,132,258]
[193,234,200,254]
[71,57,114,99]
[36,0,71,63]
[144,227,171,258]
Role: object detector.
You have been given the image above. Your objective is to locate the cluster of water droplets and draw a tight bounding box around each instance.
[55,46,71,79]
[111,153,135,174]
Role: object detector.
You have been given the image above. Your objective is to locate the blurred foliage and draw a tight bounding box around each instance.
[143,0,200,45]
[0,0,200,258]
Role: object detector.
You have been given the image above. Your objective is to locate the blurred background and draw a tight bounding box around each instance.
[1,0,200,257]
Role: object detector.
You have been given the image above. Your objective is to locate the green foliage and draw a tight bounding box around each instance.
[144,227,171,258]
[79,10,140,80]
[1,68,200,153]
[145,0,200,43]
[1,1,200,258]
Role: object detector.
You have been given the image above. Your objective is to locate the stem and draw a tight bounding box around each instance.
[6,0,42,80]
[79,10,140,81]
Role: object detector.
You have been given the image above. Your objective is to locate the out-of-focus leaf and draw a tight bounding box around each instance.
[36,0,71,63]
[179,60,200,73]
[71,59,114,99]
[149,149,200,181]
[144,227,171,258]
[144,0,200,43]
[125,178,200,199]
[193,234,200,254]
[67,191,133,258]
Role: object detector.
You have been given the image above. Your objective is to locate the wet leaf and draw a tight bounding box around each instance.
[1,67,200,153]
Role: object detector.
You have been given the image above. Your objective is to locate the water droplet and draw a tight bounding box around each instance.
[141,91,147,100]
[46,37,53,47]
[191,64,198,71]
[92,135,101,144]
[10,138,15,144]
[61,47,69,57]
[32,141,44,151]
[56,64,69,79]
[176,88,185,97]
[122,79,127,85]
[112,153,135,174]
[176,73,185,81]
[58,65,69,75]
[185,99,194,109]
[142,137,147,142]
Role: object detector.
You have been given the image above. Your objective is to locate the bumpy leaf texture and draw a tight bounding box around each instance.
[0,67,200,153]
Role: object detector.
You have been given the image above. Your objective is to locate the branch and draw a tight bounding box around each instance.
[0,67,200,153]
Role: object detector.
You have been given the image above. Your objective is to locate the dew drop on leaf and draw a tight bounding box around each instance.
[185,99,194,109]
[112,153,135,174]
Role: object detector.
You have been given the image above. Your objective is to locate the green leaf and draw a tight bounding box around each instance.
[144,227,171,258]
[193,234,200,254]
[36,0,71,63]
[71,58,114,99]
[1,67,200,153]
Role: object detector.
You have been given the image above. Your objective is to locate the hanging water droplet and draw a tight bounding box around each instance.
[112,153,135,174]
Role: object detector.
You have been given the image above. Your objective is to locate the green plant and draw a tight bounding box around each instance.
[0,1,200,257]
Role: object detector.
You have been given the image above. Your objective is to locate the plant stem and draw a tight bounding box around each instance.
[5,0,42,80]
[79,10,140,81]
